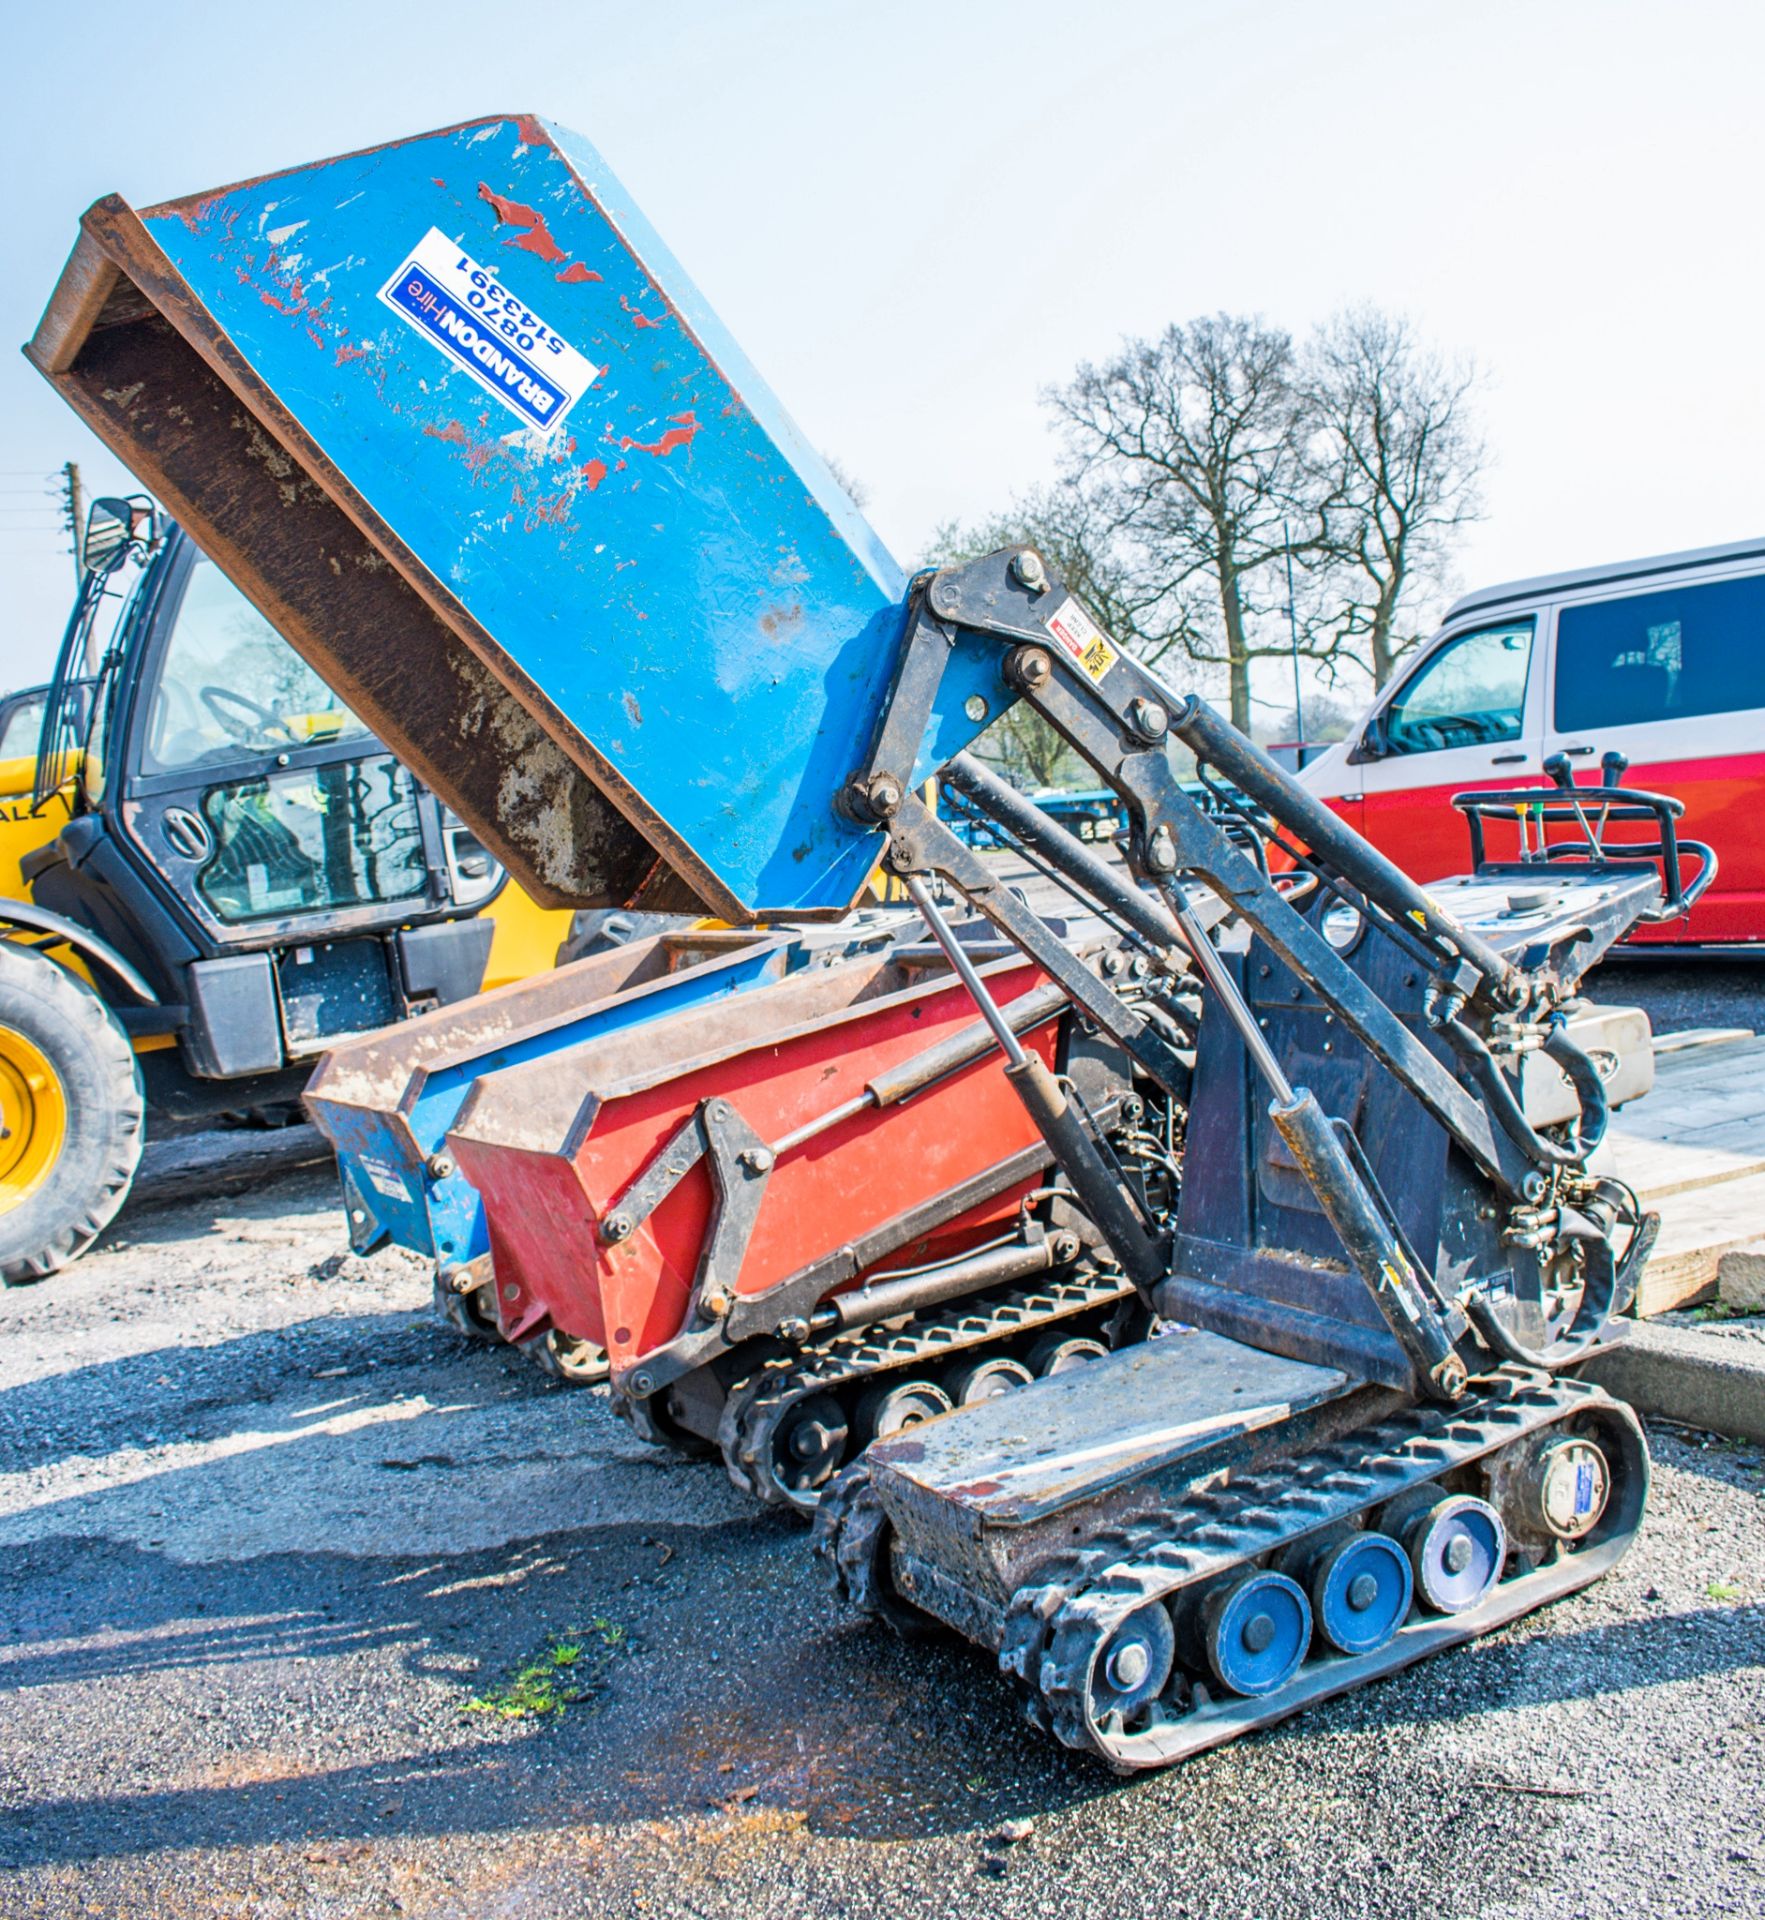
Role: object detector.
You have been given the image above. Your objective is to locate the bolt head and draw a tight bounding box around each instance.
[1144,825,1177,873]
[964,693,989,724]
[1443,1533,1474,1575]
[1130,696,1169,739]
[1106,1639,1150,1691]
[739,1145,775,1174]
[867,773,903,817]
[426,1153,455,1180]
[1012,549,1050,593]
[602,1211,635,1243]
[1011,646,1053,690]
[702,1290,730,1318]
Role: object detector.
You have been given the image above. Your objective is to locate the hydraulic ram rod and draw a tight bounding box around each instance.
[1171,697,1524,1004]
[907,876,1167,1295]
[943,753,1186,962]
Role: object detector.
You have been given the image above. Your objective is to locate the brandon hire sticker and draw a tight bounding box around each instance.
[1044,594,1119,683]
[378,227,600,435]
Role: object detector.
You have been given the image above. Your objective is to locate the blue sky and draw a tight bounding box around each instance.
[3,0,1762,714]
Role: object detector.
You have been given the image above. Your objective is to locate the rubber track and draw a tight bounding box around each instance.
[720,1268,1135,1509]
[995,1367,1644,1770]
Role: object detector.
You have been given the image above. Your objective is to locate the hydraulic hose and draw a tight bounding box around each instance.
[1542,1016,1610,1158]
[1462,1204,1620,1369]
[1426,992,1603,1171]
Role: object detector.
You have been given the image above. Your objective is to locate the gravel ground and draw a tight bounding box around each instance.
[0,1149,1762,1918]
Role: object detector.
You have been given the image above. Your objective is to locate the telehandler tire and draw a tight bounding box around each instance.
[0,941,144,1284]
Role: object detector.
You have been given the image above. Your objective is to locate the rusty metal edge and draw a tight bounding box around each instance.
[24,190,764,924]
[518,951,1059,1164]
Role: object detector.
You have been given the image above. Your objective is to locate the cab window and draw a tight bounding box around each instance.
[196,756,430,922]
[0,692,45,760]
[1555,573,1765,730]
[1381,620,1534,756]
[143,558,372,773]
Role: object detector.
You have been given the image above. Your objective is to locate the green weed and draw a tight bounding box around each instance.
[466,1618,630,1721]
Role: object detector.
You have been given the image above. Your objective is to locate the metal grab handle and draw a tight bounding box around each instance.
[1453,777,1714,919]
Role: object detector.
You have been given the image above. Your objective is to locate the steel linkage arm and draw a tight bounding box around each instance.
[846,547,1577,1397]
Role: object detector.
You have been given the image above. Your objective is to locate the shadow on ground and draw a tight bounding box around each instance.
[3,1500,1761,1871]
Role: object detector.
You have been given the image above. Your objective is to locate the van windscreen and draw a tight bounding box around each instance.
[1555,573,1765,730]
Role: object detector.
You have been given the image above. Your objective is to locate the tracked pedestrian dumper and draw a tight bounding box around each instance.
[28,114,1708,1769]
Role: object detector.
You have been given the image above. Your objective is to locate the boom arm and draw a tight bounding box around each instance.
[844,547,1667,1396]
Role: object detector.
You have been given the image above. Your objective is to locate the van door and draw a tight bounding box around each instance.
[1355,617,1543,881]
[1545,571,1765,944]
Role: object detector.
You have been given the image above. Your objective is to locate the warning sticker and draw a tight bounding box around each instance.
[1044,595,1119,683]
[378,227,600,436]
[359,1157,412,1203]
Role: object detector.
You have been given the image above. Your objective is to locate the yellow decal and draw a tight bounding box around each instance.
[1044,595,1118,684]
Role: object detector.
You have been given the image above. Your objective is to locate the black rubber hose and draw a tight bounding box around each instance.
[1543,1017,1610,1157]
[1433,1009,1586,1169]
[1462,1207,1620,1369]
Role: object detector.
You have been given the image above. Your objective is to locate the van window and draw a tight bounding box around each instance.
[1555,573,1765,730]
[1382,620,1533,756]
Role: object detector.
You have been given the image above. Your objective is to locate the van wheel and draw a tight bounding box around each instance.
[0,942,144,1284]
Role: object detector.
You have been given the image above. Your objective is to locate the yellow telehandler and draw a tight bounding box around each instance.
[0,494,572,1282]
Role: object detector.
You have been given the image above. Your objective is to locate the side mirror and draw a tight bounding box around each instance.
[1348,713,1389,765]
[81,494,156,578]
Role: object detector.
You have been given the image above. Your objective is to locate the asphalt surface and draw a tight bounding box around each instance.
[1590,954,1765,1041]
[1,1133,1762,1919]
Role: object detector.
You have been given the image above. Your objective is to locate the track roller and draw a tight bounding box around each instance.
[855,1377,952,1443]
[1387,1490,1506,1613]
[945,1355,1033,1405]
[1190,1569,1312,1697]
[1026,1332,1107,1376]
[523,1329,611,1385]
[1284,1530,1413,1655]
[1090,1602,1177,1719]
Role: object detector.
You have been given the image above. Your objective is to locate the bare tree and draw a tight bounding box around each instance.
[1306,308,1484,688]
[1047,315,1344,734]
[821,452,871,509]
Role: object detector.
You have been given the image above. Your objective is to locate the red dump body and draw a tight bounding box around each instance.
[446,950,1062,1381]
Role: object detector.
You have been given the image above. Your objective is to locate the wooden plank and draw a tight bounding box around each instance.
[1634,1169,1765,1316]
[1601,1025,1765,1313]
[1607,1130,1765,1203]
[1651,1026,1757,1056]
[1650,1031,1764,1066]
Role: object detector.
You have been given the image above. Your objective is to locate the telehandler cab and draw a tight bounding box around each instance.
[0,497,571,1281]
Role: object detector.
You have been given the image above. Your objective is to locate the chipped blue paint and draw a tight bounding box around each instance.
[139,116,1005,915]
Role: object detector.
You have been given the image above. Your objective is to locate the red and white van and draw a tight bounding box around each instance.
[1295,538,1765,947]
